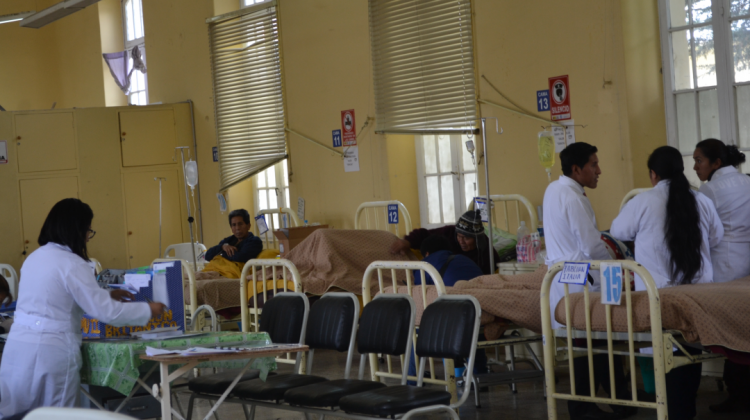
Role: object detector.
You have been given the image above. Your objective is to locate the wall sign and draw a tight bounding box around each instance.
[344,146,360,172]
[536,90,550,112]
[332,129,342,147]
[387,204,399,224]
[549,75,571,121]
[341,109,357,146]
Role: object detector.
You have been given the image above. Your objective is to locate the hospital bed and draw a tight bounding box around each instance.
[163,243,207,263]
[0,264,18,302]
[355,200,412,236]
[363,260,545,407]
[540,260,727,420]
[255,207,301,250]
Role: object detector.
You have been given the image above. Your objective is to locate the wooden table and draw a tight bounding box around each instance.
[140,343,308,420]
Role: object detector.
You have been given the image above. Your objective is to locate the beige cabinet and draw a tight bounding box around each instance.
[15,113,77,173]
[19,177,79,256]
[122,170,184,268]
[119,109,177,167]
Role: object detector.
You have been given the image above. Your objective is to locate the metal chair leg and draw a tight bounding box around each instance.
[173,392,185,418]
[248,404,256,420]
[472,376,482,408]
[186,394,196,420]
[509,345,517,393]
[242,404,251,420]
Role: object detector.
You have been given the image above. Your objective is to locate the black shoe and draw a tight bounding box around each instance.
[709,395,750,413]
[570,405,627,420]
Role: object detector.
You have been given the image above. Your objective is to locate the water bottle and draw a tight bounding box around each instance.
[516,221,531,262]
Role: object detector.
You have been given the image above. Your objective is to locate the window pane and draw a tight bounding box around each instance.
[731,0,750,17]
[676,92,699,153]
[273,214,279,229]
[732,19,750,82]
[691,0,712,24]
[134,0,144,39]
[259,190,268,210]
[694,26,716,87]
[423,136,437,174]
[698,88,720,139]
[461,135,474,170]
[672,30,694,90]
[125,0,135,41]
[426,176,441,224]
[257,171,266,188]
[463,172,476,212]
[285,188,290,209]
[736,85,750,147]
[438,135,452,173]
[282,159,289,186]
[440,175,455,224]
[266,166,276,188]
[269,189,278,209]
[669,0,690,27]
[138,92,146,106]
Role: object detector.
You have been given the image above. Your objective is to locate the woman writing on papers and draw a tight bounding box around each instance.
[0,198,166,419]
[611,146,723,420]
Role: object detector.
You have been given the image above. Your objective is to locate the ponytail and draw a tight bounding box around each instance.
[726,145,746,167]
[648,146,702,285]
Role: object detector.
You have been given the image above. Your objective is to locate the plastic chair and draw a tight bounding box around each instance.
[0,264,18,302]
[24,407,136,420]
[163,243,207,262]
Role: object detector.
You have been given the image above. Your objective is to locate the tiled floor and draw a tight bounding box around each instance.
[175,349,748,420]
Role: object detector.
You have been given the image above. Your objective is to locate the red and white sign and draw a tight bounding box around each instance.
[341,109,357,146]
[548,75,571,121]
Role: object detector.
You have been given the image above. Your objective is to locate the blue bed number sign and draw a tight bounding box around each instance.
[387,204,399,224]
[255,215,269,235]
[537,90,550,112]
[332,129,342,148]
[601,262,623,305]
[558,262,590,285]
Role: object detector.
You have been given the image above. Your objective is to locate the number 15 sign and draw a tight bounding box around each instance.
[601,262,623,305]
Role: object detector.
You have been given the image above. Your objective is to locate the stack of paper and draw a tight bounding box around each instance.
[144,346,242,357]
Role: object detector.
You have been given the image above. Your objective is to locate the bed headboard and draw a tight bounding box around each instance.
[255,207,302,249]
[354,200,413,237]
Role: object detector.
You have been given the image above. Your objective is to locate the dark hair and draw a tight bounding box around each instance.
[420,235,452,256]
[228,209,250,225]
[560,142,598,176]
[648,146,702,285]
[38,198,93,262]
[0,274,11,305]
[695,139,746,178]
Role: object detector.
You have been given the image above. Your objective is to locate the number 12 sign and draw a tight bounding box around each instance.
[387,204,399,224]
[601,262,623,305]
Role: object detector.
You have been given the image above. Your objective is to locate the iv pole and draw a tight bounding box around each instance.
[480,117,502,271]
[154,177,166,259]
[176,146,198,272]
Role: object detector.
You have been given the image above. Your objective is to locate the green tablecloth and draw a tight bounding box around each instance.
[80,332,276,395]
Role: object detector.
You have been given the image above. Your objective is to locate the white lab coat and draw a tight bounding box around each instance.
[610,180,723,290]
[544,176,611,329]
[0,243,151,418]
[699,166,750,282]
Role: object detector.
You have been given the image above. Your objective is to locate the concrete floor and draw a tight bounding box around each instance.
[174,349,747,420]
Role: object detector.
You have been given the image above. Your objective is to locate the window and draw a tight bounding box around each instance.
[122,0,148,105]
[415,135,477,229]
[368,0,477,134]
[207,1,287,190]
[659,0,750,158]
[254,159,291,244]
[241,0,270,7]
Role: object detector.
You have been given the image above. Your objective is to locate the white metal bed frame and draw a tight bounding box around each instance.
[355,200,413,237]
[540,260,724,420]
[0,264,19,303]
[483,194,539,234]
[255,207,302,250]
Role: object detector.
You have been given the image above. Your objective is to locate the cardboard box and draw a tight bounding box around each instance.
[273,225,328,256]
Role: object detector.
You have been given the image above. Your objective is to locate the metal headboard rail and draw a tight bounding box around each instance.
[354,200,413,237]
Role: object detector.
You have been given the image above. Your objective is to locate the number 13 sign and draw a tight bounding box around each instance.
[601,262,623,305]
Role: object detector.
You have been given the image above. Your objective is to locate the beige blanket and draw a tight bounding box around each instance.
[554,277,750,353]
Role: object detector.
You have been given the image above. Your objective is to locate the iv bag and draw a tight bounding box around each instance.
[537,132,555,169]
[185,160,198,188]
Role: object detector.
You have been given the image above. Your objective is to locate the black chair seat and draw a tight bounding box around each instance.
[231,374,328,402]
[284,379,387,408]
[188,369,276,394]
[338,385,451,417]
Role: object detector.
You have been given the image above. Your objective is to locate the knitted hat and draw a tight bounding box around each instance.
[455,210,484,237]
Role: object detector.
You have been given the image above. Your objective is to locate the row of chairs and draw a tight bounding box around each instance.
[183,291,481,420]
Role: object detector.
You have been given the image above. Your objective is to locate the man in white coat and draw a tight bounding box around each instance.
[543,143,633,420]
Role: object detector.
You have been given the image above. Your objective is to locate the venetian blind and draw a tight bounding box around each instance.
[369,0,477,134]
[207,1,287,191]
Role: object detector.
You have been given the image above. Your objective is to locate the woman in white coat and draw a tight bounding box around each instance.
[0,198,166,418]
[693,139,750,414]
[611,146,723,420]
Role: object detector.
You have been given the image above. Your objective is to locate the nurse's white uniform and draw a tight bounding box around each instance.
[543,175,611,329]
[0,243,151,418]
[610,180,723,290]
[699,166,750,283]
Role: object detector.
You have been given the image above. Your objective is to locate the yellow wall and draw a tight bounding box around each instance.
[385,135,421,229]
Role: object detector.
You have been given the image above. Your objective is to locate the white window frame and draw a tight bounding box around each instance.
[658,0,749,153]
[253,159,291,238]
[415,135,478,229]
[122,0,148,106]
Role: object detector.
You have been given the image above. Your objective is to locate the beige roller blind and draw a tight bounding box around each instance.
[207,1,287,191]
[369,0,477,134]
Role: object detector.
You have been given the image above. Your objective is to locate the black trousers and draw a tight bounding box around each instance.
[723,359,750,397]
[567,354,629,417]
[664,347,702,420]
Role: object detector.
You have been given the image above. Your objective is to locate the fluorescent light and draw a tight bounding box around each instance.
[20,0,102,29]
[0,11,35,25]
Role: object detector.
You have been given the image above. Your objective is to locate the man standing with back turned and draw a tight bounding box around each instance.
[543,142,635,420]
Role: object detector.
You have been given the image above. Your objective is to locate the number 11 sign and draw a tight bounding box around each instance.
[601,262,623,305]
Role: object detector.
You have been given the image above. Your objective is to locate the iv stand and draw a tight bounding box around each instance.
[176,146,198,272]
[154,177,167,260]
[480,117,502,272]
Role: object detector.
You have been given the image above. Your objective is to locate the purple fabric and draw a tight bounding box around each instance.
[102,46,147,95]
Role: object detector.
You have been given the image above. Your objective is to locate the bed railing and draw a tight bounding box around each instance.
[239,258,302,334]
[619,188,652,211]
[469,194,538,234]
[355,200,413,237]
[540,260,724,420]
[255,207,302,249]
[151,258,197,323]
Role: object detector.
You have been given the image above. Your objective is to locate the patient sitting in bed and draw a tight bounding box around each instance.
[413,235,483,287]
[203,209,263,278]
